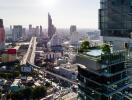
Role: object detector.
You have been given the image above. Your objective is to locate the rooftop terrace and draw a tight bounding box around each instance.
[77,49,127,65]
[75,49,130,74]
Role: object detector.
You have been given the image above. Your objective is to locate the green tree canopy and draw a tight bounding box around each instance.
[101,43,111,54]
[22,87,32,99]
[32,86,47,99]
[79,41,90,52]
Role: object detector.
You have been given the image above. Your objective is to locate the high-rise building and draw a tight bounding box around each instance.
[29,24,32,30]
[0,19,5,50]
[99,0,132,50]
[12,25,22,41]
[70,25,79,47]
[40,25,43,37]
[48,13,56,39]
[10,25,12,34]
[77,0,132,100]
[70,31,79,46]
[77,49,132,100]
[70,25,76,34]
[22,28,26,38]
[35,26,40,37]
[28,24,32,37]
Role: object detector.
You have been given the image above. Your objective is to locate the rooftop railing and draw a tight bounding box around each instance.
[78,50,127,66]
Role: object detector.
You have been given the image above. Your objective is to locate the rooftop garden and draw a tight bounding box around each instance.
[79,41,90,53]
[78,41,110,54]
[77,41,127,65]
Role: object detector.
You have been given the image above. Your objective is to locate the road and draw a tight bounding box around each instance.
[29,37,37,64]
[23,36,77,86]
[21,37,37,65]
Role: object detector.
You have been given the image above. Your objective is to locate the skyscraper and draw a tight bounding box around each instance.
[35,26,40,37]
[40,25,43,37]
[99,0,132,50]
[0,19,5,50]
[48,13,56,39]
[28,24,32,37]
[77,49,132,100]
[12,25,23,41]
[22,28,26,38]
[70,31,79,46]
[70,25,79,47]
[70,25,77,34]
[77,1,132,100]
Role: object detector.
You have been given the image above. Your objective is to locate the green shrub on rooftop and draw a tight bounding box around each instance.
[101,43,111,54]
[79,41,90,53]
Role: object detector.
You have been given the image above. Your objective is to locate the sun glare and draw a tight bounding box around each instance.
[42,0,58,8]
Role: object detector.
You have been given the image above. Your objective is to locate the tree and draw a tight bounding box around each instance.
[10,92,22,100]
[101,43,111,54]
[13,71,20,78]
[22,87,32,99]
[32,86,47,99]
[79,41,90,52]
[0,92,1,99]
[45,82,51,87]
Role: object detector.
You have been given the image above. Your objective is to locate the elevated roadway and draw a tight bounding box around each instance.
[21,37,37,65]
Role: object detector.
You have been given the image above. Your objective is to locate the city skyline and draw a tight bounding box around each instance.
[0,0,99,29]
[0,0,132,100]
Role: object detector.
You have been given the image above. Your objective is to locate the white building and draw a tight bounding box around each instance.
[44,52,62,60]
[53,64,78,80]
[70,31,79,46]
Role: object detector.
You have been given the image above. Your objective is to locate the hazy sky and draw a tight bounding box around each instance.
[0,0,100,29]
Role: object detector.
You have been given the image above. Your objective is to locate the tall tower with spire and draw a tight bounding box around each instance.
[0,19,5,50]
[48,13,56,39]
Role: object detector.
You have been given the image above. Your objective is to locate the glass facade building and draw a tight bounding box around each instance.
[99,0,132,38]
[77,50,132,100]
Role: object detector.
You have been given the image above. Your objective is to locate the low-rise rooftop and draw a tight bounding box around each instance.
[59,64,78,73]
[61,92,77,100]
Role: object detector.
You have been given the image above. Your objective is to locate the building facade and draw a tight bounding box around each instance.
[48,13,56,39]
[44,52,62,60]
[69,25,79,47]
[99,0,132,50]
[77,50,132,100]
[28,24,32,37]
[0,19,5,50]
[50,33,63,47]
[12,25,23,41]
[40,25,43,37]
[70,31,79,46]
[70,25,77,34]
[22,28,26,39]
